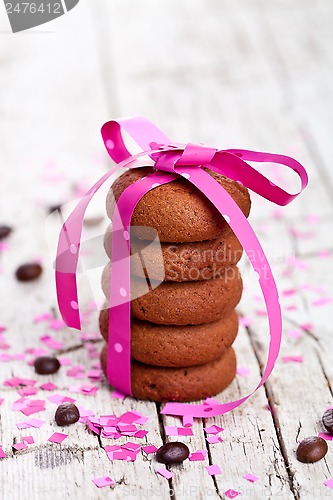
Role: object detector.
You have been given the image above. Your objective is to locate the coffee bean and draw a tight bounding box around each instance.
[322,409,333,434]
[34,356,61,375]
[55,403,80,426]
[0,225,12,240]
[296,436,328,463]
[156,442,189,464]
[48,204,62,214]
[16,263,43,282]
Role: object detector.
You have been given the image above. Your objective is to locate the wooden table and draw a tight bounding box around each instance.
[1,1,333,498]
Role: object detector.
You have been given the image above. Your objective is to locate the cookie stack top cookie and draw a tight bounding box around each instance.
[106,167,251,242]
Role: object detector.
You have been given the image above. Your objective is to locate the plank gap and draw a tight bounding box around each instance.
[245,325,300,500]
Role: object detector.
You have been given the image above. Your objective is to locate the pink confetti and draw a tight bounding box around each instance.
[204,397,220,406]
[48,432,68,444]
[236,367,250,376]
[48,394,75,404]
[18,387,38,397]
[189,450,207,461]
[306,214,320,224]
[206,464,221,476]
[157,468,173,480]
[49,319,66,331]
[123,441,141,452]
[110,389,126,400]
[134,430,148,438]
[92,476,115,488]
[0,398,4,406]
[300,322,313,331]
[142,445,157,454]
[282,355,303,364]
[204,425,224,435]
[285,304,297,311]
[59,357,72,366]
[324,478,333,489]
[243,473,259,483]
[12,442,28,451]
[289,227,315,239]
[4,377,36,388]
[282,288,296,297]
[25,418,45,428]
[312,297,333,307]
[33,313,53,323]
[165,426,193,436]
[0,447,6,459]
[318,433,333,441]
[318,250,331,258]
[40,335,63,350]
[206,435,223,444]
[287,328,302,339]
[286,256,308,270]
[69,384,98,395]
[40,382,58,391]
[239,316,252,327]
[225,490,241,498]
[16,422,31,430]
[22,436,34,444]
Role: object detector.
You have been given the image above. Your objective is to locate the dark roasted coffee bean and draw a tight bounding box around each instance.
[34,356,61,375]
[156,442,189,464]
[48,204,62,214]
[296,436,328,463]
[322,409,333,434]
[55,403,80,426]
[16,263,43,282]
[0,225,12,239]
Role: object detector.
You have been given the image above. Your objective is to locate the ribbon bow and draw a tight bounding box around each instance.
[56,116,308,418]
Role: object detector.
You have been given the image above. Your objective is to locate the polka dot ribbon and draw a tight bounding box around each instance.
[55,116,308,418]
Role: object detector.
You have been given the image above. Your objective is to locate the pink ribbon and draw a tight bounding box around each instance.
[56,116,308,418]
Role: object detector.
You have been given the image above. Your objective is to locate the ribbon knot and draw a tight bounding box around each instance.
[151,142,218,173]
[56,116,308,419]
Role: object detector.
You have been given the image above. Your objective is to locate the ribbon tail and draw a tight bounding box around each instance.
[161,167,282,417]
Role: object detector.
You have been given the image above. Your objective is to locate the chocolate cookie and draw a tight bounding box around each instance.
[101,343,236,402]
[99,309,238,367]
[106,167,251,242]
[104,224,243,282]
[102,267,243,325]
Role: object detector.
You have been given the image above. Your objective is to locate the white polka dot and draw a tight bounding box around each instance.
[152,183,160,189]
[70,244,77,254]
[269,181,276,187]
[120,288,127,297]
[254,270,261,280]
[223,214,231,223]
[181,172,190,179]
[114,343,123,353]
[123,231,130,240]
[106,139,115,150]
[70,300,78,310]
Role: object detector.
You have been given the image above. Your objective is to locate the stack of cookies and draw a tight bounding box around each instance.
[100,167,251,402]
